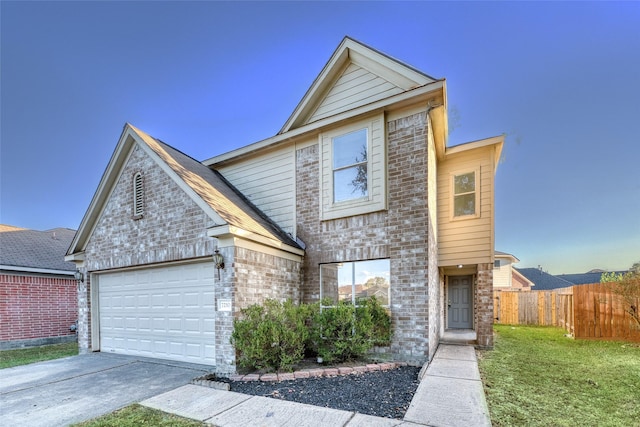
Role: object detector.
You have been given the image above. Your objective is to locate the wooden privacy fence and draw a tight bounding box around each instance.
[494,283,640,342]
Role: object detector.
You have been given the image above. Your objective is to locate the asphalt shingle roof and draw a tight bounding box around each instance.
[557,271,628,285]
[0,226,76,272]
[514,268,574,291]
[133,126,300,249]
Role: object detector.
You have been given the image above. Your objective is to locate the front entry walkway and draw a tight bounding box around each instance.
[142,343,491,426]
[404,344,491,426]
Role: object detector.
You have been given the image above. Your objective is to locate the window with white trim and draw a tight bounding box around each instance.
[320,259,390,307]
[332,128,368,203]
[133,172,144,218]
[452,170,478,218]
[320,114,386,221]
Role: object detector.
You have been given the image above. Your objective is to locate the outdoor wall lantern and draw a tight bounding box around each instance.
[74,269,84,283]
[213,249,225,279]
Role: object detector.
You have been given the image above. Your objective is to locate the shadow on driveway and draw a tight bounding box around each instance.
[0,352,212,426]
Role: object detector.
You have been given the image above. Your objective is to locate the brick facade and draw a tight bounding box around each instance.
[296,112,432,364]
[0,273,77,348]
[475,263,494,348]
[78,144,218,353]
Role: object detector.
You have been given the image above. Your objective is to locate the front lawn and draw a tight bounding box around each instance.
[478,325,640,427]
[72,404,206,427]
[0,341,78,369]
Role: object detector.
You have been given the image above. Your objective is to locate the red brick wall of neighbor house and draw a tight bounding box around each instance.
[296,112,431,364]
[0,273,77,342]
[475,263,494,348]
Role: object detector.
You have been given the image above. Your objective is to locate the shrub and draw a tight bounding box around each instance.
[310,297,392,363]
[231,299,309,372]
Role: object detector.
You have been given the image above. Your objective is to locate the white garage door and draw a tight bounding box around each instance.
[98,261,216,365]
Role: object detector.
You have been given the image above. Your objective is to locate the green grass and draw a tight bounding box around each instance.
[72,404,206,427]
[478,325,640,427]
[0,341,79,369]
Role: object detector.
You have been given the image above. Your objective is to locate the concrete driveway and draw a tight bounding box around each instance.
[0,352,212,427]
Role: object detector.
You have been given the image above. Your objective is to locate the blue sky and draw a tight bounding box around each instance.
[1,1,638,274]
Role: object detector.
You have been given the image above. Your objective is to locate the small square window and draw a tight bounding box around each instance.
[452,171,477,218]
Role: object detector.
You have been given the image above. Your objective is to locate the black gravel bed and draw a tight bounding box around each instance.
[224,366,420,419]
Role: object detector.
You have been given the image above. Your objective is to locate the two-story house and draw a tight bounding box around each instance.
[66,37,503,373]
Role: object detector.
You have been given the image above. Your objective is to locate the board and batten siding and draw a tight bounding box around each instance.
[309,63,403,124]
[437,145,497,266]
[217,145,296,236]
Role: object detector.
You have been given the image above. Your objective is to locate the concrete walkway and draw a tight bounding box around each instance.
[141,344,491,427]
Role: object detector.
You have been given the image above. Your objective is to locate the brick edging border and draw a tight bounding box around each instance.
[191,361,409,390]
[230,361,407,382]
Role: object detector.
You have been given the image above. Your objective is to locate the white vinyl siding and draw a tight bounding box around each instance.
[217,145,295,235]
[320,114,386,221]
[309,64,403,123]
[97,261,216,365]
[438,147,496,266]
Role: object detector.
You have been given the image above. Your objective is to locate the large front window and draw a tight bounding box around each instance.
[320,259,390,307]
[333,128,368,203]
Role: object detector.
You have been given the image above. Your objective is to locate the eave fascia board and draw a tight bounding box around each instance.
[132,130,227,226]
[205,80,445,166]
[0,265,75,276]
[207,225,305,256]
[445,134,504,173]
[64,252,85,263]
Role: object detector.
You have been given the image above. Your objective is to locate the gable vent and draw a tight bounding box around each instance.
[133,172,144,217]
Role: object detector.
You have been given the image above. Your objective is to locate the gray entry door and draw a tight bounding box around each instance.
[448,275,473,328]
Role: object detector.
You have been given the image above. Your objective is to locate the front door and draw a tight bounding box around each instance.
[448,276,472,329]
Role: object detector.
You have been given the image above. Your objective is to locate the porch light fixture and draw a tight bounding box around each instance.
[457,264,463,269]
[213,249,225,279]
[74,270,84,283]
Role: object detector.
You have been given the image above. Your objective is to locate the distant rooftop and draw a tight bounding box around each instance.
[0,225,76,273]
[514,268,574,290]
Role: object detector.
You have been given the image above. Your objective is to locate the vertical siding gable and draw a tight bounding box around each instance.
[309,63,403,124]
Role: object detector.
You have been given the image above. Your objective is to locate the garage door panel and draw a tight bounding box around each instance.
[98,262,216,366]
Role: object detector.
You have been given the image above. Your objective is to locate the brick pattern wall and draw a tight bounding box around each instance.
[475,263,494,348]
[0,273,77,342]
[296,112,432,364]
[79,144,218,352]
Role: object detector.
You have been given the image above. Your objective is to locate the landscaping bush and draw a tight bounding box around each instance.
[310,297,392,363]
[231,299,309,372]
[231,297,392,370]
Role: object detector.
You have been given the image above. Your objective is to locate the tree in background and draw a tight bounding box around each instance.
[601,261,640,328]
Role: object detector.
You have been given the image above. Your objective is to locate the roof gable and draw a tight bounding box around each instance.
[280,36,437,133]
[67,124,298,258]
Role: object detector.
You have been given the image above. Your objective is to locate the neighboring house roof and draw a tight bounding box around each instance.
[67,124,300,259]
[495,250,520,263]
[512,268,534,288]
[0,226,76,273]
[557,271,628,285]
[514,268,574,290]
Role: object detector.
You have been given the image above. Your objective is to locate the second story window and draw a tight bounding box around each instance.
[453,171,477,218]
[133,172,144,218]
[332,128,368,203]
